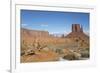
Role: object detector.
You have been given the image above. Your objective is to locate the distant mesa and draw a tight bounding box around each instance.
[21,28,49,38]
[21,24,89,39]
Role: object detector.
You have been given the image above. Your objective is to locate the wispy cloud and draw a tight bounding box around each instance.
[40,23,48,27]
[84,32,89,36]
[21,24,28,27]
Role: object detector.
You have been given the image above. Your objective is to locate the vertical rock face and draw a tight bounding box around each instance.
[66,24,89,49]
[72,24,83,32]
[21,28,49,37]
[66,24,88,39]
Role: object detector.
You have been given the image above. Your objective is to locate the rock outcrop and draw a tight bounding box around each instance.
[66,24,89,40]
[21,28,49,38]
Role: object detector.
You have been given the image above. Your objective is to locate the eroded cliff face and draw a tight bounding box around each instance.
[21,28,49,38]
[72,24,83,32]
[66,24,89,40]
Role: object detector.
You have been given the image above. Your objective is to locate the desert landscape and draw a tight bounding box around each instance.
[20,24,89,63]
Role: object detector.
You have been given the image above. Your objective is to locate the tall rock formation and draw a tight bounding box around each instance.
[72,24,83,32]
[66,24,89,40]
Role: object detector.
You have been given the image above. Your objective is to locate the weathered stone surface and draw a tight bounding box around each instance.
[66,24,89,40]
[21,28,49,38]
[72,24,83,32]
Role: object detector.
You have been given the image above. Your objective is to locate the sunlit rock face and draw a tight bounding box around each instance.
[21,28,49,38]
[66,24,89,40]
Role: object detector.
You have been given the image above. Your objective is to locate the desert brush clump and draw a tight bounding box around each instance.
[21,39,50,56]
[63,52,81,60]
[79,48,89,58]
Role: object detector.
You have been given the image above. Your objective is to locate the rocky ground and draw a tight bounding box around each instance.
[21,37,89,63]
[20,27,89,63]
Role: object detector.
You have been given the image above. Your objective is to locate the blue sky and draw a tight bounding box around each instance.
[21,10,89,34]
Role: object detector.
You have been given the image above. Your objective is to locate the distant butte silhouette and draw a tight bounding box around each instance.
[66,24,89,40]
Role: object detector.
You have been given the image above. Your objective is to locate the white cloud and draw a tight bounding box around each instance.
[21,24,28,27]
[40,23,48,27]
[84,32,89,36]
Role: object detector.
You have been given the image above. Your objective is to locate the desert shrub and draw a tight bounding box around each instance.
[79,48,89,58]
[21,40,28,50]
[81,50,89,58]
[86,48,89,51]
[63,52,81,60]
[21,51,25,56]
[34,39,47,48]
[63,54,77,60]
[55,49,63,54]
